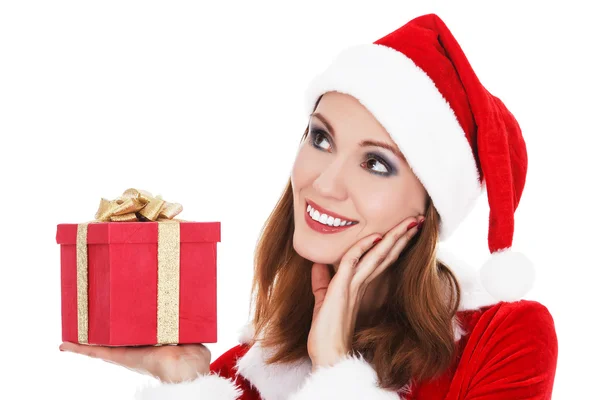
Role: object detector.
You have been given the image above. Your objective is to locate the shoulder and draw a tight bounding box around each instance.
[449,300,558,398]
[458,299,557,341]
[490,300,558,355]
[497,299,555,328]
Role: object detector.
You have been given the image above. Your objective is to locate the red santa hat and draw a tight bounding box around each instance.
[304,13,535,302]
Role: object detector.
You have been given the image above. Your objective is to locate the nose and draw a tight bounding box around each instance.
[312,159,348,201]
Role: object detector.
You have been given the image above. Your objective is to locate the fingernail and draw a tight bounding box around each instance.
[407,222,418,230]
[373,237,382,245]
[417,219,425,229]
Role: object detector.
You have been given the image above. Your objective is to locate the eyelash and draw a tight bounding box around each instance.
[308,128,395,176]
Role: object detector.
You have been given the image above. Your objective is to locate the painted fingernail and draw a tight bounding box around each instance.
[373,237,382,245]
[407,222,418,230]
[417,220,424,229]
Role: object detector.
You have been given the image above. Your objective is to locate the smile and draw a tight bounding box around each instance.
[304,199,358,233]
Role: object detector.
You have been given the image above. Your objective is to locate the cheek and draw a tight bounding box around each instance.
[360,197,392,223]
[355,187,410,227]
[291,147,320,191]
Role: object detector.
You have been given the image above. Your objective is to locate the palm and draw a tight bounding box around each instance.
[60,341,211,382]
[308,262,351,365]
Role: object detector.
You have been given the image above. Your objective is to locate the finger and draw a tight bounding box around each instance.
[311,263,332,316]
[60,341,142,369]
[374,222,421,277]
[336,233,383,281]
[352,217,422,286]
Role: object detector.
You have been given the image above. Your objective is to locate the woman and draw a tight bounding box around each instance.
[60,13,558,399]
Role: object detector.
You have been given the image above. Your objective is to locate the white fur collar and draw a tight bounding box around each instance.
[233,247,496,400]
[235,334,313,400]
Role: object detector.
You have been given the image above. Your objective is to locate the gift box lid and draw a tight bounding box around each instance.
[56,221,220,245]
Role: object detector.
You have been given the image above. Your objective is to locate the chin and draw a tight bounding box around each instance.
[292,233,340,266]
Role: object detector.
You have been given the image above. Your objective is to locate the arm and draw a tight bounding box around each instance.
[460,300,558,399]
[133,345,250,400]
[288,354,403,400]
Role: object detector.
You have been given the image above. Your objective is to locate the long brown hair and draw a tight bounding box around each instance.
[247,98,462,392]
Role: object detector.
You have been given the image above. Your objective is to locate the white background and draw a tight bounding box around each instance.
[1,0,598,398]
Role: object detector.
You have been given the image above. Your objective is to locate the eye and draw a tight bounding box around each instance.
[309,128,332,152]
[361,156,391,175]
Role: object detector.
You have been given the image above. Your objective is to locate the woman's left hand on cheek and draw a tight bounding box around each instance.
[308,215,425,371]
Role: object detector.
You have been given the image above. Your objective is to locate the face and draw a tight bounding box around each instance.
[291,92,427,268]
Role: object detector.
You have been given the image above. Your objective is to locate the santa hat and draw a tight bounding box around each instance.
[304,13,535,302]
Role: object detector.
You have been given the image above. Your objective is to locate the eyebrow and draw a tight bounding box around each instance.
[309,112,407,162]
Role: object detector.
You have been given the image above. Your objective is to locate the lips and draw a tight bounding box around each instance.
[305,198,357,223]
[304,207,357,234]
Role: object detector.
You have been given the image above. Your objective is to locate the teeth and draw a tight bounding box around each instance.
[307,204,356,227]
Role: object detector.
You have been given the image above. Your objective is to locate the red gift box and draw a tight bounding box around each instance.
[56,221,220,346]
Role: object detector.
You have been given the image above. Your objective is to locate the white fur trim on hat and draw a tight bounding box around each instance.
[304,43,483,241]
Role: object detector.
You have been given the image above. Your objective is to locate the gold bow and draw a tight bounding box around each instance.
[94,188,183,222]
[77,188,184,345]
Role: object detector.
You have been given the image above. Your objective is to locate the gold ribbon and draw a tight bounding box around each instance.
[76,188,184,345]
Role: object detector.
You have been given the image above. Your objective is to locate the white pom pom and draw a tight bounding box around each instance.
[479,248,535,302]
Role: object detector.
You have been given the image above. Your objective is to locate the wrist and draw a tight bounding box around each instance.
[310,351,349,372]
[155,358,210,384]
[158,369,204,384]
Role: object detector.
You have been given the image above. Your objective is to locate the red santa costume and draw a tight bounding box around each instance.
[135,13,558,400]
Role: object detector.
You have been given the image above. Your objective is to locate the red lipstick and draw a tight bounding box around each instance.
[304,199,358,234]
[305,199,357,222]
